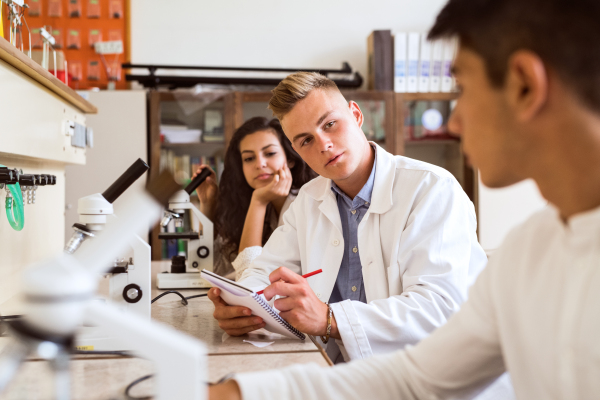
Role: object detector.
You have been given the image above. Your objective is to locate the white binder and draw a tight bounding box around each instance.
[430,40,444,92]
[407,32,420,93]
[394,32,408,93]
[418,35,432,93]
[442,39,456,92]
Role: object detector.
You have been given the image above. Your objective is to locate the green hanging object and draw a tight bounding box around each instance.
[1,164,25,231]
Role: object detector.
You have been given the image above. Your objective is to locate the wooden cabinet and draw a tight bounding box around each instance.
[147,89,468,260]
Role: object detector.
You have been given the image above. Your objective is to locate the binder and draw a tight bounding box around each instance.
[200,270,306,340]
[441,39,456,92]
[394,32,408,93]
[418,35,432,93]
[367,30,394,91]
[407,32,420,93]
[430,40,444,92]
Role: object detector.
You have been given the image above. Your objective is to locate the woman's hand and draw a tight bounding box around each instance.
[193,165,218,220]
[252,163,293,206]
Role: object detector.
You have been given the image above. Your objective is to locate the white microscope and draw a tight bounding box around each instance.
[0,171,206,400]
[64,158,151,350]
[157,168,214,289]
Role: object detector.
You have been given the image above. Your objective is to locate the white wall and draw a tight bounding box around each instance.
[130,0,448,85]
[65,91,148,244]
[477,178,548,253]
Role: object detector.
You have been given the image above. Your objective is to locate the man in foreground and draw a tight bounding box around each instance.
[210,0,600,398]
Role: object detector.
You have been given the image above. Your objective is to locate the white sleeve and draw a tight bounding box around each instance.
[235,261,506,400]
[238,197,303,289]
[331,176,488,360]
[232,246,263,281]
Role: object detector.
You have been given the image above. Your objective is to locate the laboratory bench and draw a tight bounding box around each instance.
[0,261,331,399]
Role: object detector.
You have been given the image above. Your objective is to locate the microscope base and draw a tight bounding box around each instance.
[75,325,133,352]
[156,272,212,289]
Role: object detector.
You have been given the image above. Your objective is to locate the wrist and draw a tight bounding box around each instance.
[319,303,333,343]
[250,192,269,207]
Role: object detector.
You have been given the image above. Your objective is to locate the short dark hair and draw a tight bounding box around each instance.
[429,0,600,112]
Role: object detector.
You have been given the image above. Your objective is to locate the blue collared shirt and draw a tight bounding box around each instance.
[328,150,376,305]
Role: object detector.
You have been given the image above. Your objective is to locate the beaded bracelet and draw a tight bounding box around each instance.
[320,303,333,344]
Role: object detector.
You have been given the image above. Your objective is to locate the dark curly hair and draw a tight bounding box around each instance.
[215,117,317,260]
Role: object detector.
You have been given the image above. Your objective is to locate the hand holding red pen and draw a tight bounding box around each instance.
[262,267,339,338]
[256,269,322,295]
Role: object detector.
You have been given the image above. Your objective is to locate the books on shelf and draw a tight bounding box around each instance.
[161,124,202,144]
[394,32,457,93]
[160,149,225,185]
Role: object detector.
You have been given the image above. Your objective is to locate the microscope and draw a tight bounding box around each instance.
[157,168,214,289]
[0,171,206,400]
[64,158,151,351]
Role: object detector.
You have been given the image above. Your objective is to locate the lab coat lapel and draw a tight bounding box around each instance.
[360,143,396,301]
[305,179,344,303]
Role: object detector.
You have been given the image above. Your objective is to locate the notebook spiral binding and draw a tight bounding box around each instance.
[252,294,305,340]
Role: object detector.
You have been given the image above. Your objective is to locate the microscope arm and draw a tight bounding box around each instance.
[85,301,205,400]
[73,190,159,277]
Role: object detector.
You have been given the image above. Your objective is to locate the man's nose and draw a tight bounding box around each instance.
[316,134,333,152]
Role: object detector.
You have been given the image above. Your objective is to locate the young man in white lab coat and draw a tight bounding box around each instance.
[208,72,511,397]
[210,0,600,398]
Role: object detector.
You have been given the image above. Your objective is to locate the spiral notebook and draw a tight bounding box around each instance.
[200,269,305,340]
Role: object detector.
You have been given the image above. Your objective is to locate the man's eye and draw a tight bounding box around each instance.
[325,121,335,129]
[302,137,313,147]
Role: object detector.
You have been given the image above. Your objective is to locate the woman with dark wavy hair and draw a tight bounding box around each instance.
[193,116,317,279]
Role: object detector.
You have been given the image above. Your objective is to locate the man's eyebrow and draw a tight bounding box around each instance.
[291,110,334,144]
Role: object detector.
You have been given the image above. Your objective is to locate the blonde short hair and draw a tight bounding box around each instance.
[268,72,340,120]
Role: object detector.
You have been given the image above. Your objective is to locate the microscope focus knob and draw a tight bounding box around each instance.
[197,246,210,259]
[123,283,143,303]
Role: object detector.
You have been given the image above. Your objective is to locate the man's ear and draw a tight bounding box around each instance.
[349,101,364,128]
[505,50,548,122]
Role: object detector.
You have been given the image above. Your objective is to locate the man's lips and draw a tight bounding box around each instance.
[326,153,343,166]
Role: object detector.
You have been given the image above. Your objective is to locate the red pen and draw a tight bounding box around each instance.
[256,269,323,295]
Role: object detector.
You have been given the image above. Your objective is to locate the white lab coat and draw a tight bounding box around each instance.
[240,142,490,358]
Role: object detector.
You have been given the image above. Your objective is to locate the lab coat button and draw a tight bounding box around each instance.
[332,239,340,246]
[351,286,357,292]
[352,247,358,253]
[316,293,321,298]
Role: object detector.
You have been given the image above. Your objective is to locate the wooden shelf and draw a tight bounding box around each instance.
[397,92,459,101]
[0,37,97,114]
[405,139,460,146]
[161,141,225,149]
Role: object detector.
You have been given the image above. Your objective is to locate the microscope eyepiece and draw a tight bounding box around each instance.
[184,168,212,195]
[102,158,149,204]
